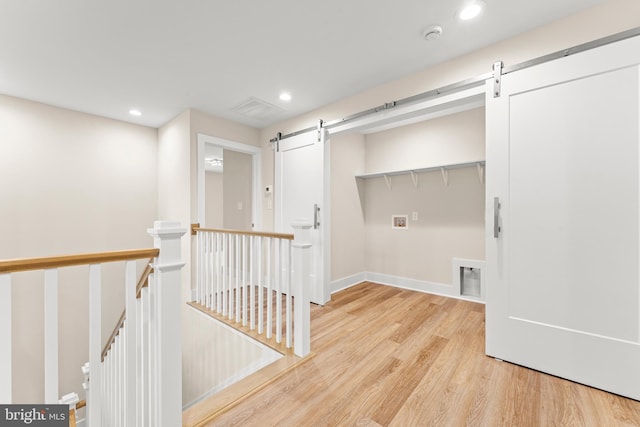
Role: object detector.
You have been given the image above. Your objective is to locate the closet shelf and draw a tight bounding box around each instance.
[356,160,485,189]
[355,160,485,179]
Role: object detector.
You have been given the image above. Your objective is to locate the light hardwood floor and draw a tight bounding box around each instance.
[193,282,640,426]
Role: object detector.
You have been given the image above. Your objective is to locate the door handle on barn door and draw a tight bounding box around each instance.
[493,197,501,238]
[314,204,320,229]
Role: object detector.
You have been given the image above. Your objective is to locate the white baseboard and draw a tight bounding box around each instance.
[330,271,485,304]
[331,272,367,294]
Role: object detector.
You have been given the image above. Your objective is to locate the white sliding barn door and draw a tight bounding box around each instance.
[486,35,640,400]
[275,128,330,305]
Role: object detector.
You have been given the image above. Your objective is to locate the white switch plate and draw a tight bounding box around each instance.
[412,211,418,221]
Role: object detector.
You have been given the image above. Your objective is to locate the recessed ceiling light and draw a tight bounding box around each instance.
[129,109,142,116]
[459,1,485,21]
[279,92,292,102]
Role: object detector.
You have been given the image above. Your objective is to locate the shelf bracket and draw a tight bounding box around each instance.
[383,174,392,190]
[440,167,449,186]
[410,171,418,188]
[476,163,484,185]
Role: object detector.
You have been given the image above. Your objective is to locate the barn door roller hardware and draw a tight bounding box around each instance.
[273,28,640,139]
[493,61,503,98]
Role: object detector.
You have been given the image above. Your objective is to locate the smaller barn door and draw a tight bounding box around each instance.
[485,35,640,400]
[275,127,331,305]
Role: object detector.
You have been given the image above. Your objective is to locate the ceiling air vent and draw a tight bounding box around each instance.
[231,97,285,122]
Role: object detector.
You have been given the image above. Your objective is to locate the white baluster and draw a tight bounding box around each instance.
[208,232,212,307]
[113,334,120,427]
[286,240,292,349]
[88,264,102,427]
[230,233,233,319]
[276,239,282,344]
[250,236,256,330]
[235,234,240,323]
[140,286,150,427]
[148,270,157,427]
[266,237,272,339]
[203,232,208,308]
[0,274,10,403]
[136,289,143,427]
[44,269,59,404]
[292,221,312,357]
[223,233,228,317]
[102,351,108,426]
[124,260,136,427]
[215,232,222,314]
[257,237,263,335]
[197,231,204,305]
[242,235,248,327]
[120,327,125,427]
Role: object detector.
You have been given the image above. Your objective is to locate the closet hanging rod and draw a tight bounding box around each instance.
[272,26,640,143]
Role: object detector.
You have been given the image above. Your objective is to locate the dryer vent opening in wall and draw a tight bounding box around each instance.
[452,258,484,301]
[460,267,481,297]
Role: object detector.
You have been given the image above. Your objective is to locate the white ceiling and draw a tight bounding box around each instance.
[0,0,606,129]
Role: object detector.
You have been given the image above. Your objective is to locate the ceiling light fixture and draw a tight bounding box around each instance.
[206,157,223,167]
[279,92,292,102]
[129,109,142,116]
[459,1,485,21]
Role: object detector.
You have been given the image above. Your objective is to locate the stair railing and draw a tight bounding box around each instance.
[0,220,186,427]
[191,221,311,357]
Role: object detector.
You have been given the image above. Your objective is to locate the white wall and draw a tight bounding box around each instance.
[364,167,485,285]
[158,110,190,227]
[330,133,366,283]
[157,108,261,405]
[0,94,157,402]
[362,108,485,286]
[222,150,253,230]
[364,108,485,173]
[261,0,640,285]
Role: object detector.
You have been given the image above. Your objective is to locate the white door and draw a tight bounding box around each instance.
[275,128,330,305]
[486,35,640,400]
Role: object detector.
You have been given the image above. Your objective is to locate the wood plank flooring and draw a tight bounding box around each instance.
[193,282,640,426]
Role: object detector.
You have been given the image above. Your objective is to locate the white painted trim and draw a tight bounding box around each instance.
[330,272,367,294]
[197,134,262,230]
[364,272,485,304]
[328,85,485,136]
[330,271,486,303]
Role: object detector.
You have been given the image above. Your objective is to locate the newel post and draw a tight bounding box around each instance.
[147,221,186,427]
[291,221,312,357]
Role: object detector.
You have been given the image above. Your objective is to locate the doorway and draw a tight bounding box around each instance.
[197,134,262,230]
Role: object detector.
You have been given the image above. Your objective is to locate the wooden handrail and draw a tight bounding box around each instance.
[102,261,155,361]
[0,248,159,361]
[0,248,159,274]
[192,225,294,241]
